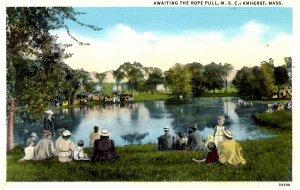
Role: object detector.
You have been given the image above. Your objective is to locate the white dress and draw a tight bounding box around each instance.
[214,126,225,147]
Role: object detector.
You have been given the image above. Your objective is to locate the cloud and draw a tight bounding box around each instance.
[57,21,292,73]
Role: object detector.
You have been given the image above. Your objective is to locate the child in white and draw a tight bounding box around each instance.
[214,116,226,147]
[74,140,90,161]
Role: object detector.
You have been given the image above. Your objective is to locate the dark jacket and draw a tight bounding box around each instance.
[43,117,55,135]
[91,138,117,162]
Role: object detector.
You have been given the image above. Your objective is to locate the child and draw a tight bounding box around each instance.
[192,142,219,164]
[74,140,90,161]
[214,116,227,147]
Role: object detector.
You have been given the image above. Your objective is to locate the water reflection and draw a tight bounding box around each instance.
[14,97,272,147]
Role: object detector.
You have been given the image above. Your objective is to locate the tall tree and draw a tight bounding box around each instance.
[274,65,289,98]
[203,62,224,93]
[6,7,101,151]
[165,63,191,101]
[185,62,205,96]
[118,62,144,93]
[144,67,164,93]
[221,63,234,94]
[113,68,125,95]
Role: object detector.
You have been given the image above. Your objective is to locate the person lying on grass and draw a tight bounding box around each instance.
[192,142,219,165]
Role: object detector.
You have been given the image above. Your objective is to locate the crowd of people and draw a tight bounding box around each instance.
[20,110,246,166]
[157,116,246,166]
[266,102,292,112]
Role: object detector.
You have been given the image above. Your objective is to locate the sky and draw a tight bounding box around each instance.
[55,7,293,73]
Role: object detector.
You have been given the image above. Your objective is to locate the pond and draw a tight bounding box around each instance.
[14,97,272,147]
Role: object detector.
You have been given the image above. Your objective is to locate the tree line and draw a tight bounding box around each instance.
[233,58,292,100]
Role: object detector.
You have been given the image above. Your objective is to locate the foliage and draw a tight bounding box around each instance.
[164,63,191,101]
[6,7,101,121]
[185,62,205,96]
[203,62,224,93]
[144,67,164,93]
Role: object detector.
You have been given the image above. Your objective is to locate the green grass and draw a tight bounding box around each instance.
[132,92,170,102]
[253,111,292,130]
[7,128,292,181]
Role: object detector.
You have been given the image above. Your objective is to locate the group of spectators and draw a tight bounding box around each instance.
[266,102,292,112]
[157,116,246,166]
[20,110,245,166]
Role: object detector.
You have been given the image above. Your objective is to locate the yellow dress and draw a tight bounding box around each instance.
[218,140,246,165]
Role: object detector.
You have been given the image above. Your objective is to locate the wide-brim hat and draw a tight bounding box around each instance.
[223,129,233,139]
[163,127,170,131]
[30,132,38,138]
[190,124,197,130]
[100,129,111,136]
[45,110,54,115]
[62,130,71,137]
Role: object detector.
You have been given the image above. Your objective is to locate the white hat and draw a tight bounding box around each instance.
[62,130,71,137]
[100,129,111,136]
[45,110,54,115]
[223,129,233,139]
[30,132,38,138]
[163,127,170,131]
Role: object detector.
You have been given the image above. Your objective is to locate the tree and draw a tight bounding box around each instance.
[203,62,224,93]
[260,61,275,98]
[185,62,205,96]
[113,68,125,95]
[274,65,289,98]
[164,63,191,101]
[144,67,164,93]
[6,7,101,151]
[118,62,144,93]
[221,63,234,94]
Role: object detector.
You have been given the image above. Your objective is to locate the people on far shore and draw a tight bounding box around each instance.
[91,129,118,162]
[34,130,55,160]
[157,127,173,151]
[217,130,246,165]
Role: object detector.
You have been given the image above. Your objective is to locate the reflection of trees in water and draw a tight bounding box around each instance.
[121,132,149,145]
[164,98,229,133]
[143,101,165,119]
[130,105,140,122]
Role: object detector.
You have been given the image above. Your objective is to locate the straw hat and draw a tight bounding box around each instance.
[223,129,233,139]
[30,132,38,138]
[45,110,54,115]
[163,126,170,131]
[62,130,71,137]
[100,129,111,136]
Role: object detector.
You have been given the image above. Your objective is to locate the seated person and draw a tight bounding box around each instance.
[217,130,246,165]
[157,127,173,151]
[187,124,203,151]
[74,140,90,161]
[89,125,100,148]
[91,129,118,162]
[19,132,38,161]
[173,132,188,150]
[192,142,219,164]
[57,130,76,163]
[34,130,55,160]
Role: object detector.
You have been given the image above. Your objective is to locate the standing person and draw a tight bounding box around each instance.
[91,129,118,162]
[57,130,76,163]
[187,124,203,151]
[217,130,246,165]
[74,140,90,161]
[34,130,55,160]
[192,142,219,165]
[89,125,100,148]
[157,127,173,151]
[54,128,65,156]
[19,132,38,161]
[43,110,55,136]
[214,116,227,147]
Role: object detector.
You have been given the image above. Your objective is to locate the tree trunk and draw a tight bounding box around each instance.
[7,98,15,152]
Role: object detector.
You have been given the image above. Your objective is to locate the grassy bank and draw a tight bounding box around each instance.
[253,111,292,130]
[7,131,292,181]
